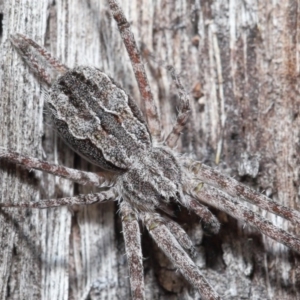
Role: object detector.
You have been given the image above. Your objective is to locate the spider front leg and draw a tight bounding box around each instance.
[121,202,145,300]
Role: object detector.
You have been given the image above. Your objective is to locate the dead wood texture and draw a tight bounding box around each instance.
[0,1,299,299]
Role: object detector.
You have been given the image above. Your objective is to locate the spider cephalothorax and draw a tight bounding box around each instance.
[1,1,300,300]
[120,146,184,212]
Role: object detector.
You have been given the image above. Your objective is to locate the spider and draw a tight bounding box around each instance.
[1,0,300,299]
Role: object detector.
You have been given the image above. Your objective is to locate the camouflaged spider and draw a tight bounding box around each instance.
[1,0,300,299]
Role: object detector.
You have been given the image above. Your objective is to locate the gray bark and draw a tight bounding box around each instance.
[0,0,299,299]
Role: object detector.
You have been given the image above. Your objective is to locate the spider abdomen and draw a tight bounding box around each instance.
[48,66,151,172]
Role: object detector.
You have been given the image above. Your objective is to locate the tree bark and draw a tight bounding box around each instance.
[0,0,299,299]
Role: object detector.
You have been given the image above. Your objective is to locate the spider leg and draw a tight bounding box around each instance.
[165,219,194,253]
[164,66,190,148]
[108,0,161,140]
[121,203,145,300]
[185,195,221,235]
[10,33,68,86]
[0,150,112,187]
[141,49,190,148]
[142,212,221,300]
[194,184,300,253]
[186,160,300,225]
[0,190,116,208]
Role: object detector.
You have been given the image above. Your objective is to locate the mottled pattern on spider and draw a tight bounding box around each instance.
[2,1,300,300]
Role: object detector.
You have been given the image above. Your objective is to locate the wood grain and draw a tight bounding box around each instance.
[0,1,299,299]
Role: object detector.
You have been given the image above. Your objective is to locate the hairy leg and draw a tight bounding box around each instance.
[121,202,145,300]
[194,185,300,253]
[10,33,68,86]
[189,161,300,225]
[0,190,116,208]
[185,195,220,235]
[143,212,221,300]
[165,218,194,253]
[141,48,191,148]
[0,150,112,187]
[164,66,190,148]
[108,0,161,140]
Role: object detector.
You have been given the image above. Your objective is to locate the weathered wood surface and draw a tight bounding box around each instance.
[0,1,299,299]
